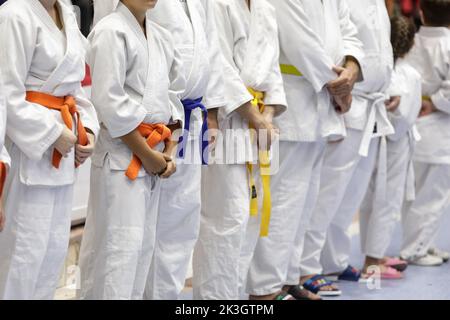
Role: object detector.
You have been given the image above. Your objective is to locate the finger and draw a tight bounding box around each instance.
[76,144,94,152]
[76,149,93,157]
[156,164,168,177]
[331,83,351,92]
[160,165,174,179]
[77,155,88,164]
[75,146,91,154]
[328,78,347,88]
[163,154,173,162]
[329,85,351,96]
[75,156,85,166]
[332,66,345,74]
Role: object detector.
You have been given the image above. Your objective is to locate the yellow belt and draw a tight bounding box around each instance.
[422,95,431,101]
[247,88,272,237]
[280,64,303,77]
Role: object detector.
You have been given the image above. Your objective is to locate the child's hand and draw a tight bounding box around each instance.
[420,100,438,117]
[385,96,401,112]
[159,154,176,179]
[207,108,219,147]
[254,118,279,151]
[142,150,167,176]
[263,105,278,124]
[75,132,95,166]
[54,127,77,157]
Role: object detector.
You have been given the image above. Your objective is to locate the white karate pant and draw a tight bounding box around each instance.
[400,162,450,259]
[359,135,412,259]
[145,138,201,300]
[78,159,160,300]
[300,130,379,276]
[0,153,73,300]
[192,163,249,300]
[243,141,326,296]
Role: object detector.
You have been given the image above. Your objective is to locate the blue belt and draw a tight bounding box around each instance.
[178,98,208,165]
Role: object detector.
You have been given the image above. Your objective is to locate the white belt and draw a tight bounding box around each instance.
[354,91,395,206]
[354,91,395,157]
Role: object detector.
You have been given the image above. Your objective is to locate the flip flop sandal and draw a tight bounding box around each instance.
[383,257,408,272]
[380,266,403,279]
[326,265,365,283]
[303,275,342,297]
[287,285,322,301]
[274,292,296,300]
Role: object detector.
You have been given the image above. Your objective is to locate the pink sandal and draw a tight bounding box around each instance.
[383,257,408,272]
[367,266,403,280]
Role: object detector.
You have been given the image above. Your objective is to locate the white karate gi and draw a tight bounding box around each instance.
[192,0,287,300]
[0,77,10,167]
[360,59,422,259]
[0,0,99,300]
[78,2,185,300]
[401,27,450,260]
[245,0,364,296]
[144,0,225,300]
[301,0,394,276]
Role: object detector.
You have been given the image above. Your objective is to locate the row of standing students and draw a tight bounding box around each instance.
[0,0,449,300]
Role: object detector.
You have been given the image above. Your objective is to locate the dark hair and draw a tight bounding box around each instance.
[391,15,416,60]
[420,0,450,26]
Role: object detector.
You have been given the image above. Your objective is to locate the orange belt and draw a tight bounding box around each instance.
[125,123,172,181]
[0,162,6,198]
[25,91,88,168]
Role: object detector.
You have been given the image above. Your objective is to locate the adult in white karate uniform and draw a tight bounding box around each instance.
[401,12,450,265]
[360,15,422,274]
[192,0,285,300]
[144,0,225,300]
[244,0,364,299]
[78,0,185,300]
[297,1,394,287]
[0,0,99,300]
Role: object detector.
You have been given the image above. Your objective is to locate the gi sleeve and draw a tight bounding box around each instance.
[0,90,10,167]
[0,16,64,161]
[263,13,288,116]
[88,26,147,138]
[168,45,187,128]
[201,0,226,110]
[73,85,100,138]
[212,1,252,116]
[272,0,337,93]
[430,60,450,115]
[339,0,365,76]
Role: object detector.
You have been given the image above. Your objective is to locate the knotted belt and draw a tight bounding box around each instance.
[247,88,272,237]
[178,98,209,165]
[25,91,88,168]
[125,123,172,180]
